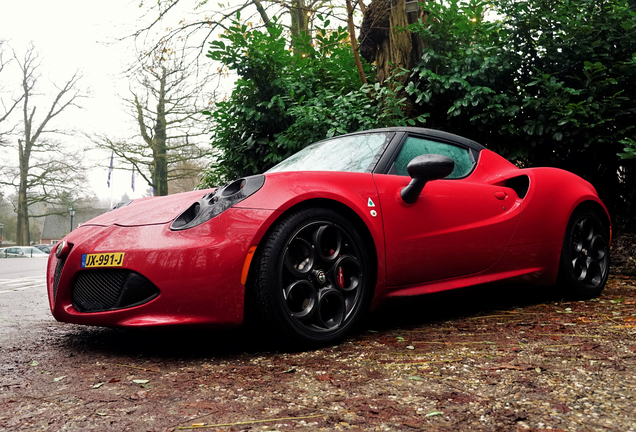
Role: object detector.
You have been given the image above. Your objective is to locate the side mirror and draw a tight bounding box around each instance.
[400,154,455,204]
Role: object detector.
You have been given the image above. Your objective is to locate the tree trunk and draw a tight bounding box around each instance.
[360,0,424,85]
[388,0,413,76]
[290,0,310,52]
[346,0,368,85]
[251,0,272,29]
[17,139,30,245]
[153,67,169,196]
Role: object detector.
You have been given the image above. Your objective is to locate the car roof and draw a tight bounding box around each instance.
[342,127,486,152]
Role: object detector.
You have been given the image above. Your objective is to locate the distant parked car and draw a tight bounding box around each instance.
[1,246,49,258]
[34,244,53,254]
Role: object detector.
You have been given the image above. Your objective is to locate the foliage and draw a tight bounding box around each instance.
[199,0,636,226]
[406,0,636,227]
[619,137,636,159]
[200,15,423,186]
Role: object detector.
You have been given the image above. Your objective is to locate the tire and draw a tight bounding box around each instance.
[252,207,373,347]
[558,207,610,299]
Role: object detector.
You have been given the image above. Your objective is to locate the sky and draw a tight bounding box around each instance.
[0,0,179,205]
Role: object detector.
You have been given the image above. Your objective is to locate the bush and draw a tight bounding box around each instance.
[200,15,424,187]
[406,0,636,227]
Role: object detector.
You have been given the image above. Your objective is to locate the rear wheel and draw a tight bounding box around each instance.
[558,208,610,299]
[253,208,372,347]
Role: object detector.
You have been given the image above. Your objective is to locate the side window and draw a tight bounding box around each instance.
[393,137,475,178]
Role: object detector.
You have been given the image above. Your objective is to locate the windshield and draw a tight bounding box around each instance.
[267,132,392,174]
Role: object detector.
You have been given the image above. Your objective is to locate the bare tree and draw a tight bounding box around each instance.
[0,43,86,245]
[133,0,354,57]
[92,50,213,196]
[0,40,24,144]
[167,158,207,194]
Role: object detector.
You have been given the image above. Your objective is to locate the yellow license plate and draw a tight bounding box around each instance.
[81,252,125,268]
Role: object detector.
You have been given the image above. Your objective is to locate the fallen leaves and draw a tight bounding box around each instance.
[476,364,527,371]
[552,402,571,414]
[116,363,159,373]
[177,414,326,430]
[130,390,148,400]
[316,373,334,381]
[4,273,636,431]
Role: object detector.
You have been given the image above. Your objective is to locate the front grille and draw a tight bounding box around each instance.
[53,255,68,301]
[72,270,159,313]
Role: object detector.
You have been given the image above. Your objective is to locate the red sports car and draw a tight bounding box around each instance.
[47,127,611,346]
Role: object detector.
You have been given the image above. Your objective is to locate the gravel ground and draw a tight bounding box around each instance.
[1,237,635,431]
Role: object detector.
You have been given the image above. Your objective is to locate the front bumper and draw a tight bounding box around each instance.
[47,208,278,328]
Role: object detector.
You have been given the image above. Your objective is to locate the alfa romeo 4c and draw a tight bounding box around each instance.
[47,128,611,346]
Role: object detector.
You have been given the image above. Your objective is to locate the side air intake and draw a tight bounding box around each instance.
[72,270,159,313]
[505,175,530,199]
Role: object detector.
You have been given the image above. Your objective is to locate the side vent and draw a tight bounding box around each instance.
[505,175,530,199]
[53,243,73,300]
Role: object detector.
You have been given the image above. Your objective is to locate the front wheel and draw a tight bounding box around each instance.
[252,208,373,347]
[558,208,610,299]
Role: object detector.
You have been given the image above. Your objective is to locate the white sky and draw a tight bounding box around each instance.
[2,0,289,207]
[0,0,348,208]
[0,0,186,204]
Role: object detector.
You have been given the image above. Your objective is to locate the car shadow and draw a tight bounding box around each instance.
[363,283,566,331]
[54,283,566,360]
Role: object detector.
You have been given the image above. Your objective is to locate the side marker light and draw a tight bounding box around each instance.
[240,246,258,286]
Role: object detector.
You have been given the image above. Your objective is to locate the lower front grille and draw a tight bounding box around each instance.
[72,270,160,313]
[53,255,67,301]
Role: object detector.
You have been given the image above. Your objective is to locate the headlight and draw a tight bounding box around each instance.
[170,174,265,230]
[55,240,71,259]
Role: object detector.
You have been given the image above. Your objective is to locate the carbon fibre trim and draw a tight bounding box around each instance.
[72,270,159,313]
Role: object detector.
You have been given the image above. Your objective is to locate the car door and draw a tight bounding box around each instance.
[373,135,521,287]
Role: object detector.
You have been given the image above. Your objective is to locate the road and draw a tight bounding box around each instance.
[0,257,54,347]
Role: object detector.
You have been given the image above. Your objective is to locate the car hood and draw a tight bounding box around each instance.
[82,189,213,227]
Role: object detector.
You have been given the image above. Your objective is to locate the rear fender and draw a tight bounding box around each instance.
[509,168,610,247]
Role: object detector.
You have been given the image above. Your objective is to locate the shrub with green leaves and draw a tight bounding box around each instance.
[406,0,636,227]
[200,15,423,187]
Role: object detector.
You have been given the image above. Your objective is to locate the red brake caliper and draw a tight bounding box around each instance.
[337,266,344,288]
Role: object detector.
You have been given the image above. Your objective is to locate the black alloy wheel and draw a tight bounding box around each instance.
[253,208,372,347]
[559,208,610,299]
